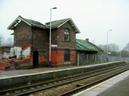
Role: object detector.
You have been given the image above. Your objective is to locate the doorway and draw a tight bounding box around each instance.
[33,50,39,68]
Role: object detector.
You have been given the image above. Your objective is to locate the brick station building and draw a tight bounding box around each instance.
[8,16,102,67]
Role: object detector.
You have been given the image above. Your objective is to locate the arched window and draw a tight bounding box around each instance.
[64,28,70,41]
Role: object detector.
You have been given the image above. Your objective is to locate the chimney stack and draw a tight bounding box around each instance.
[85,38,89,42]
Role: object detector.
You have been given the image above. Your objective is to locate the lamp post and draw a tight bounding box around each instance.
[106,29,112,62]
[49,7,57,67]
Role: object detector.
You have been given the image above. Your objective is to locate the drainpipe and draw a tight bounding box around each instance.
[31,27,34,53]
[77,52,80,66]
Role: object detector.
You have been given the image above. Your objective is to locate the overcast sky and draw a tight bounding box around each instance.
[0,0,129,49]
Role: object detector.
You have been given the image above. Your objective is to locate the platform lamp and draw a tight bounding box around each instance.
[107,29,112,62]
[49,7,57,67]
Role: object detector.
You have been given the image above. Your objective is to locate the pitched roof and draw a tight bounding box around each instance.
[8,16,46,30]
[45,18,80,33]
[45,18,70,29]
[8,16,80,33]
[25,19,46,29]
[76,39,103,52]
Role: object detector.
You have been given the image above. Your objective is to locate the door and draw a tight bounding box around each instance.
[64,49,70,62]
[33,50,39,68]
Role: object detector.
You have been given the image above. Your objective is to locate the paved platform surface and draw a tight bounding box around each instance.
[73,70,129,96]
[98,75,129,96]
[0,66,75,79]
[0,62,110,79]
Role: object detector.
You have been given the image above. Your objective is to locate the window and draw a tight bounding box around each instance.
[64,28,70,41]
[64,49,70,62]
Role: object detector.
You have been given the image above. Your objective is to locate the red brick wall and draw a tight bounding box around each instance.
[51,49,64,65]
[32,27,49,64]
[51,49,76,66]
[32,27,49,55]
[70,50,76,64]
[56,21,76,50]
[50,21,77,66]
[14,21,32,48]
[39,55,47,64]
[13,20,77,66]
[51,50,58,64]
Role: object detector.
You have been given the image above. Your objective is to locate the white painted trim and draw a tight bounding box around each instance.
[18,16,31,26]
[8,17,19,29]
[57,19,70,28]
[77,53,80,66]
[73,70,129,96]
[51,44,58,47]
[57,18,80,33]
[13,19,21,27]
[69,19,80,33]
[8,16,31,29]
[0,61,122,80]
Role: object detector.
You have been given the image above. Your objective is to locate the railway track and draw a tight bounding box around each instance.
[0,63,129,96]
[33,64,129,96]
[60,65,129,96]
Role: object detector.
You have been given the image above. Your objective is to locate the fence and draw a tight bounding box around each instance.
[97,54,129,63]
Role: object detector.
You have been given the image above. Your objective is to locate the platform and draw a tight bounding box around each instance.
[0,62,115,79]
[0,61,123,89]
[0,66,74,79]
[73,69,129,96]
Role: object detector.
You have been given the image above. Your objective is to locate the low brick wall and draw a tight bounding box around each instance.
[0,61,125,89]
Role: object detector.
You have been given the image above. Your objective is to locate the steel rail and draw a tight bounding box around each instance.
[0,64,116,95]
[13,65,129,96]
[0,64,128,96]
[60,65,129,96]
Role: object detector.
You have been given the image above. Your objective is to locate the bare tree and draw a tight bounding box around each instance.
[0,35,3,47]
[0,36,1,46]
[120,50,129,57]
[108,44,119,52]
[123,43,129,51]
[120,43,129,57]
[5,37,13,46]
[99,43,119,52]
[0,35,13,47]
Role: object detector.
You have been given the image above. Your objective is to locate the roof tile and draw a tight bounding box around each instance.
[24,19,46,29]
[45,18,70,29]
[76,39,102,52]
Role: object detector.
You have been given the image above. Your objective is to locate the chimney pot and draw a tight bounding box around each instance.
[85,38,89,42]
